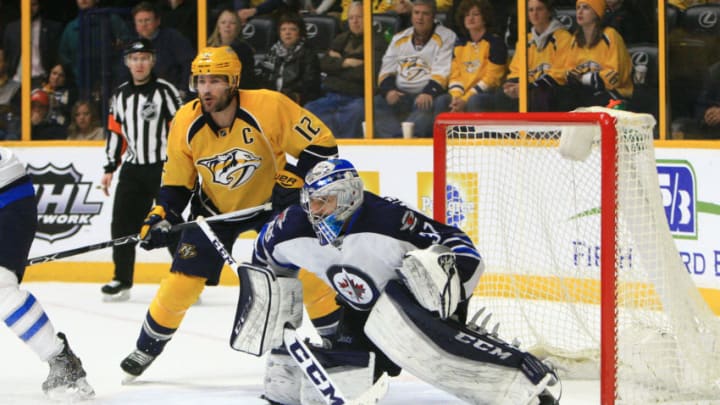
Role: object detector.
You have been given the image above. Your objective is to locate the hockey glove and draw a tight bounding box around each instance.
[396,245,461,320]
[271,169,303,213]
[139,205,173,250]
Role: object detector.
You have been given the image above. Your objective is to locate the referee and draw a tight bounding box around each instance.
[100,38,182,301]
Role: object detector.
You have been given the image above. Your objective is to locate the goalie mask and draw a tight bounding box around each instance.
[301,159,364,246]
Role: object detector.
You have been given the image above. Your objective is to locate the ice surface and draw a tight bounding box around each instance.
[0,283,600,404]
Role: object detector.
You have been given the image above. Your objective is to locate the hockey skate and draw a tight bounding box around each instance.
[101,280,131,302]
[42,332,95,401]
[121,349,156,384]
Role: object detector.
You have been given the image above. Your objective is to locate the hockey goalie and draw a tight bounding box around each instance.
[229,159,559,404]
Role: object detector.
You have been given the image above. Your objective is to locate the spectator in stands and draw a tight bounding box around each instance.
[258,12,322,105]
[495,0,573,112]
[337,0,398,22]
[393,0,452,30]
[0,50,21,141]
[434,0,507,114]
[58,0,132,99]
[42,63,76,129]
[374,0,456,138]
[303,0,342,17]
[603,0,652,44]
[31,89,67,140]
[67,100,104,141]
[558,0,632,110]
[131,1,195,97]
[3,0,63,89]
[304,2,387,137]
[207,8,259,89]
[159,0,197,46]
[693,60,720,138]
[0,1,19,46]
[236,0,299,25]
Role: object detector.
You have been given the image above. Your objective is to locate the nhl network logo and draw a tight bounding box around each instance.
[28,163,102,242]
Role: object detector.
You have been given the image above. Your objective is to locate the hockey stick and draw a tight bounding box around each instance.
[26,203,273,266]
[194,216,351,405]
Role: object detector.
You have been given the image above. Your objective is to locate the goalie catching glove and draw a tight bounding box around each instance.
[395,244,461,320]
[139,205,178,250]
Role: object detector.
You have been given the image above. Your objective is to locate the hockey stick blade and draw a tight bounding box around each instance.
[26,203,272,266]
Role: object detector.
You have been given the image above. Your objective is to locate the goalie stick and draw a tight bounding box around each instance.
[26,203,272,266]
[193,216,348,404]
[195,216,389,405]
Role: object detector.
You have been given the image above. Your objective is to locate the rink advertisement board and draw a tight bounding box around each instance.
[12,144,720,311]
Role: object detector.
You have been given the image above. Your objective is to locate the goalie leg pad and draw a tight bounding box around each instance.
[230,264,303,355]
[264,344,387,405]
[365,281,557,405]
[264,348,303,405]
[300,349,385,405]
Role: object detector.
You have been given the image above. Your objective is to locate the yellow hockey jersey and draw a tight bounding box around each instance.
[339,0,452,21]
[564,26,633,98]
[507,23,572,85]
[378,24,457,95]
[163,89,337,214]
[448,33,508,101]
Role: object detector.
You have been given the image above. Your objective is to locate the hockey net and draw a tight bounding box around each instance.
[433,107,720,404]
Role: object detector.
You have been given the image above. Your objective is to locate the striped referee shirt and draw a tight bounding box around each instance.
[104,77,182,172]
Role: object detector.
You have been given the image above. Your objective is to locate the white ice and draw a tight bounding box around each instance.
[0,283,600,404]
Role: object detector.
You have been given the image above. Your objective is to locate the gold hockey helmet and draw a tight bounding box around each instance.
[190,46,242,91]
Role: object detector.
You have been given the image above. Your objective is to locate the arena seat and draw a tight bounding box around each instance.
[555,7,578,33]
[373,13,402,43]
[304,15,340,55]
[242,16,277,55]
[626,43,659,124]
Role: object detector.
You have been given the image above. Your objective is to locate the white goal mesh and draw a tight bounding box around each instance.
[434,107,720,404]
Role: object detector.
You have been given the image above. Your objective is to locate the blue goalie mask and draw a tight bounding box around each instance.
[300,159,364,246]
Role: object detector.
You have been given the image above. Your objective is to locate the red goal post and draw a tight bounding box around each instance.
[432,108,720,404]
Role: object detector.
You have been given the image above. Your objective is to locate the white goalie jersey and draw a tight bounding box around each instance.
[252,191,483,311]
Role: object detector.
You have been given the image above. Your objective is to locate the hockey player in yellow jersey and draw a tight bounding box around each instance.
[119,46,340,381]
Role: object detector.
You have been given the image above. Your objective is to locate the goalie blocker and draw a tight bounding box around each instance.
[365,281,559,405]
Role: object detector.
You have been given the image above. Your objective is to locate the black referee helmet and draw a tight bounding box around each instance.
[124,38,156,56]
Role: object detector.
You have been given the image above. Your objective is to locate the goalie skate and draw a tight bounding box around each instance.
[42,332,95,401]
[101,280,131,302]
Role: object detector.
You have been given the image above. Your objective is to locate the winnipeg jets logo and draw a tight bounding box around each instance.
[400,210,418,231]
[327,265,379,311]
[197,148,261,188]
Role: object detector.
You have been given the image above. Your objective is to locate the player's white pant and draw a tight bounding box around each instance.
[0,267,62,361]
